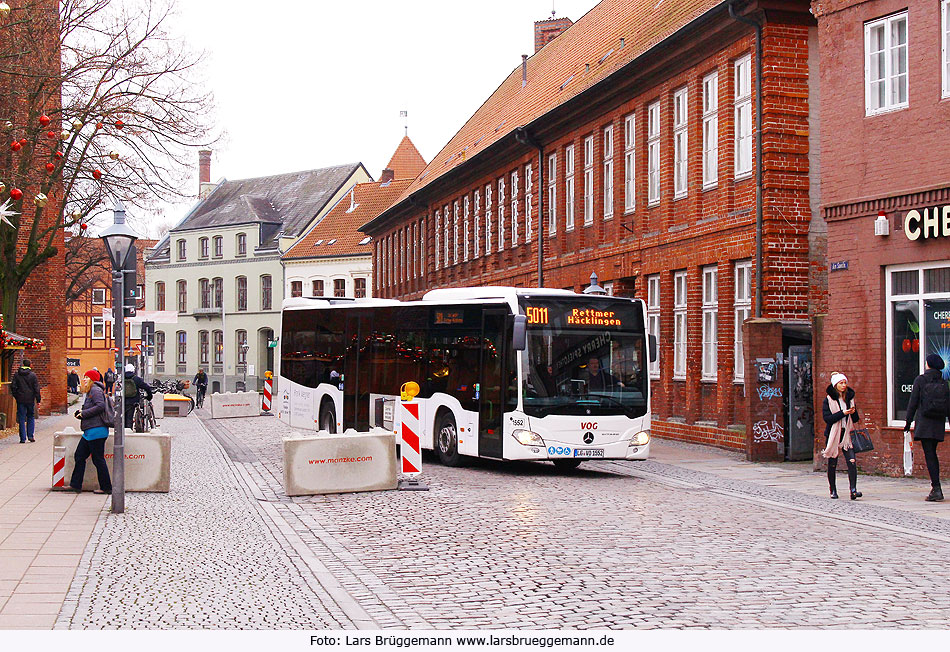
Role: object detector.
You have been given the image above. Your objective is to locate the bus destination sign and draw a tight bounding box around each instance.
[526,305,624,328]
[433,310,465,325]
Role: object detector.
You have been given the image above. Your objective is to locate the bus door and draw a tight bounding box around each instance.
[342,313,361,429]
[478,309,508,458]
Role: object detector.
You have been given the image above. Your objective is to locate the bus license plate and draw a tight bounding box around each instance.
[574,448,604,458]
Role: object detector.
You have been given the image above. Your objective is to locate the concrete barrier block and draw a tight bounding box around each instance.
[163,394,192,417]
[211,391,261,419]
[283,431,397,496]
[53,429,171,492]
[151,393,165,420]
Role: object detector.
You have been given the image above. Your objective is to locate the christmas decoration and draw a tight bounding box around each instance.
[95,121,103,130]
[10,140,20,152]
[114,119,124,129]
[0,182,5,194]
[18,137,25,144]
[71,118,82,131]
[0,3,9,19]
[45,162,54,173]
[46,130,56,139]
[71,209,82,219]
[0,198,16,227]
[80,223,88,231]
[39,114,51,127]
[0,314,46,351]
[10,188,22,200]
[109,150,119,161]
[1,120,12,132]
[33,193,48,207]
[59,130,70,141]
[92,168,102,180]
[54,150,63,159]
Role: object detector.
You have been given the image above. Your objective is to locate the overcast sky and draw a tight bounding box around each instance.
[145,0,600,235]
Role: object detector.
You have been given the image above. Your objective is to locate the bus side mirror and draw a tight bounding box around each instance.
[512,315,527,351]
[648,334,658,363]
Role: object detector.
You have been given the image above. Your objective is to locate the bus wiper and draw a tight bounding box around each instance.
[586,393,633,414]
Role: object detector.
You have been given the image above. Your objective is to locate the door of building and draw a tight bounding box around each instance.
[787,345,814,461]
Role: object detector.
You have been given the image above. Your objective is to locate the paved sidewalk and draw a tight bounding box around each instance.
[0,410,108,630]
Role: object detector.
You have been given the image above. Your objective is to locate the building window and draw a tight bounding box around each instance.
[602,125,613,219]
[565,144,575,231]
[944,0,950,98]
[866,12,908,115]
[177,280,187,313]
[156,331,165,365]
[623,113,635,213]
[289,280,302,299]
[155,282,165,311]
[485,185,493,253]
[647,274,660,379]
[734,260,752,381]
[236,232,246,256]
[463,195,470,261]
[443,204,450,265]
[333,279,346,297]
[735,55,753,177]
[434,210,441,270]
[312,279,324,296]
[647,101,660,205]
[547,153,557,235]
[673,87,688,199]
[177,331,187,365]
[886,263,950,426]
[91,287,106,304]
[199,330,209,365]
[701,265,719,381]
[583,136,594,226]
[91,316,105,339]
[354,278,366,298]
[473,191,481,258]
[510,170,519,247]
[673,270,687,379]
[702,71,719,189]
[524,164,533,242]
[453,200,460,264]
[237,330,247,366]
[199,237,209,259]
[236,276,247,311]
[497,178,505,252]
[176,239,186,261]
[200,278,211,309]
[213,277,222,309]
[213,330,223,365]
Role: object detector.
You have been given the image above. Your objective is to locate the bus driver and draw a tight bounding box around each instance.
[584,357,620,392]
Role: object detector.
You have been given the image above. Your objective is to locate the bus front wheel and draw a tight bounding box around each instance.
[553,459,582,471]
[319,403,337,434]
[436,412,462,467]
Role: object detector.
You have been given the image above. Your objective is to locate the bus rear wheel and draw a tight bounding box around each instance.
[319,403,337,434]
[553,459,582,471]
[436,412,462,466]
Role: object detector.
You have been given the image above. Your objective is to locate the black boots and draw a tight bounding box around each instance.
[850,489,862,500]
[830,489,838,499]
[926,488,944,502]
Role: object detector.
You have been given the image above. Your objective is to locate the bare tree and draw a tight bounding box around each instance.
[0,0,217,331]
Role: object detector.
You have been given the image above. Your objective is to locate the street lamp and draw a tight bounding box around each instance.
[583,272,608,296]
[98,201,138,514]
[241,342,250,390]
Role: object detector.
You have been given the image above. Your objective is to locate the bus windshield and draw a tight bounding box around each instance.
[519,297,648,419]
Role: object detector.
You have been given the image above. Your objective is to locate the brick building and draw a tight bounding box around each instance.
[813,0,950,476]
[362,0,821,453]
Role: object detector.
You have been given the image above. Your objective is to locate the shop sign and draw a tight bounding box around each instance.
[904,205,950,241]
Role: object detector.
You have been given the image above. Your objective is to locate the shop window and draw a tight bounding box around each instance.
[865,12,908,115]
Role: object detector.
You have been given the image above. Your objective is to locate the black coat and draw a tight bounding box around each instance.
[822,384,859,439]
[10,367,41,405]
[122,371,153,404]
[904,368,949,442]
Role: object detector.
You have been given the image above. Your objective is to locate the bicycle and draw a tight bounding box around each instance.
[195,386,207,409]
[132,393,157,433]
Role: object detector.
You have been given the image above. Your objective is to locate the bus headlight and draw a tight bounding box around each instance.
[512,429,545,447]
[630,430,650,446]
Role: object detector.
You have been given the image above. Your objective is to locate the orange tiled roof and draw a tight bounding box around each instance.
[390,0,724,208]
[385,136,426,180]
[283,178,414,259]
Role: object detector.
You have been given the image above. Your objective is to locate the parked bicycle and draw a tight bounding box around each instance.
[132,393,157,433]
[149,378,195,415]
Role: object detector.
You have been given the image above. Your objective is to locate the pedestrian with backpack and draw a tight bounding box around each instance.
[122,363,152,429]
[904,353,950,502]
[104,368,116,394]
[68,369,113,494]
[10,358,41,443]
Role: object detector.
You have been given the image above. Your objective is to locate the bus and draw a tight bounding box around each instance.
[277,287,654,468]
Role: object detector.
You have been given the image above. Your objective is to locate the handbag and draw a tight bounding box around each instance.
[851,428,874,453]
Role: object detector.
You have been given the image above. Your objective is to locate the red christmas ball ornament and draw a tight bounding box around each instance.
[39,114,51,127]
[10,140,20,152]
[10,187,22,200]
[92,168,102,180]
[46,130,56,139]
[95,121,103,130]
[45,162,54,173]
[114,119,124,129]
[19,138,26,145]
[54,150,63,159]
[80,223,88,231]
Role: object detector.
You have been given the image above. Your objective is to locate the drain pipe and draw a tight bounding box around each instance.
[515,126,544,287]
[729,0,764,318]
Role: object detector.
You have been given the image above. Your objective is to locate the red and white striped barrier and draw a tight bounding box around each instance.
[400,401,421,476]
[262,376,273,412]
[52,445,66,488]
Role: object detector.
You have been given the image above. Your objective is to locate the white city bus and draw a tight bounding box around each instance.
[277,287,653,468]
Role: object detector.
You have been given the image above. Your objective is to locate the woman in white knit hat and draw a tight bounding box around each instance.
[821,372,861,500]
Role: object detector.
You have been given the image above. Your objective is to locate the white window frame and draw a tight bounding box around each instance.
[673,270,687,380]
[547,153,557,236]
[734,260,752,382]
[497,177,506,252]
[583,135,594,226]
[485,184,493,253]
[91,316,105,340]
[443,204,450,266]
[473,191,481,258]
[701,265,719,382]
[943,0,950,98]
[91,287,106,305]
[673,87,688,199]
[453,200,460,265]
[565,144,575,231]
[176,239,186,261]
[603,125,614,219]
[735,55,753,178]
[463,195,470,262]
[647,274,660,379]
[702,71,719,189]
[647,101,660,205]
[525,164,533,242]
[885,261,950,427]
[511,170,519,247]
[624,113,635,213]
[865,11,909,115]
[434,210,441,270]
[199,237,209,259]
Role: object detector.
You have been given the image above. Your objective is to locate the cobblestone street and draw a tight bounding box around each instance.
[46,413,950,629]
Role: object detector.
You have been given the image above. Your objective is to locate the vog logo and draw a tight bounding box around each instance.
[581,421,598,430]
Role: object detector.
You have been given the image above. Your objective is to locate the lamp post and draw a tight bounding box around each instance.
[240,342,250,390]
[99,201,138,514]
[583,272,608,296]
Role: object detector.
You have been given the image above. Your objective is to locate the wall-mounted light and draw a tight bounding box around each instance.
[874,209,889,236]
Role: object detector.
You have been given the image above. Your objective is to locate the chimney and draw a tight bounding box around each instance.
[534,16,573,53]
[379,168,394,184]
[198,149,215,199]
[522,54,528,87]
